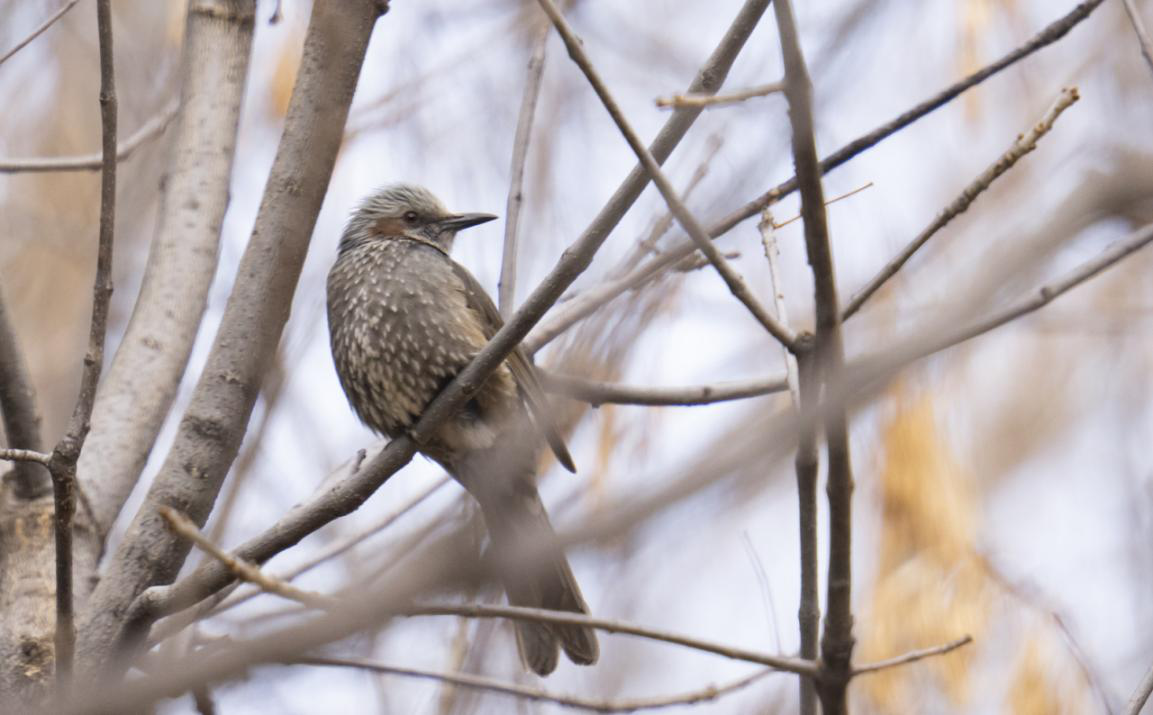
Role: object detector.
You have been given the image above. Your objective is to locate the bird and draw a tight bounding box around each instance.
[326,183,598,676]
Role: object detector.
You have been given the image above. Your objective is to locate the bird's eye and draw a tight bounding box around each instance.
[403,211,419,224]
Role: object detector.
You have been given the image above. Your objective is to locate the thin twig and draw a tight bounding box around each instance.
[0,100,180,174]
[908,222,1153,364]
[842,87,1080,319]
[0,0,81,67]
[540,371,788,407]
[656,81,785,109]
[1124,659,1153,715]
[0,293,48,497]
[404,603,818,676]
[1122,0,1153,77]
[772,1,855,712]
[498,16,551,315]
[771,182,873,230]
[43,0,117,686]
[0,448,52,465]
[851,635,973,676]
[760,214,815,715]
[159,507,335,611]
[294,655,774,713]
[535,0,799,352]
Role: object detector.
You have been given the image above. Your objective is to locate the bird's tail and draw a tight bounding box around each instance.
[454,448,598,676]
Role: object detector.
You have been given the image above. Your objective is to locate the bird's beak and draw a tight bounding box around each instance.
[439,212,498,232]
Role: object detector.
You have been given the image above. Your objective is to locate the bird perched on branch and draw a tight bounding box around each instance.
[326,183,598,675]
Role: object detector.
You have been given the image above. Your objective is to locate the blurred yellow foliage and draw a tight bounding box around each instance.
[858,382,989,711]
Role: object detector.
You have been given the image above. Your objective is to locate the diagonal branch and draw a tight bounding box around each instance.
[852,635,973,676]
[120,0,776,635]
[842,87,1081,320]
[1125,658,1153,715]
[0,0,80,67]
[534,0,798,352]
[543,0,1111,333]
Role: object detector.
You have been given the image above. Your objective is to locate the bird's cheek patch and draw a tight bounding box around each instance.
[374,217,408,236]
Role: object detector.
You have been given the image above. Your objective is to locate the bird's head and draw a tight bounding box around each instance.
[340,183,497,254]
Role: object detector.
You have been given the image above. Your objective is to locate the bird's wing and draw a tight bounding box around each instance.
[450,260,576,473]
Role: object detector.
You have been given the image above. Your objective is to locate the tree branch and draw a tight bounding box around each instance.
[1124,658,1153,715]
[77,0,255,543]
[540,371,788,407]
[159,507,335,611]
[656,81,785,109]
[405,602,818,676]
[548,0,1110,329]
[1122,0,1153,78]
[76,0,386,669]
[0,101,179,174]
[851,635,973,676]
[293,655,774,713]
[0,293,47,498]
[121,0,775,634]
[498,16,551,315]
[759,213,816,714]
[0,0,80,67]
[534,0,799,352]
[43,0,117,684]
[772,1,855,712]
[842,86,1081,320]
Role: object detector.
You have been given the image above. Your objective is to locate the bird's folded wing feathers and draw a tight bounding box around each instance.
[451,261,576,473]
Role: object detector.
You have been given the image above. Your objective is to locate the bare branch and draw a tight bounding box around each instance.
[851,635,973,676]
[1122,0,1153,77]
[78,2,255,541]
[656,81,784,109]
[159,507,335,611]
[499,17,551,315]
[77,0,386,668]
[905,221,1153,364]
[0,0,80,67]
[0,448,52,465]
[762,210,816,715]
[150,473,451,641]
[540,371,787,407]
[43,0,118,684]
[294,655,774,713]
[405,603,816,676]
[773,1,855,712]
[842,87,1081,320]
[549,0,1109,340]
[0,101,179,174]
[0,294,47,498]
[124,0,775,633]
[1124,659,1153,715]
[535,0,799,351]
